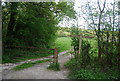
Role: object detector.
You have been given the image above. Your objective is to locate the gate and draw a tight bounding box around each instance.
[5,45,58,63]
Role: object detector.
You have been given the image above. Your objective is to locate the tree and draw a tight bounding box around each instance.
[7,3,18,37]
[79,0,119,67]
[2,2,75,47]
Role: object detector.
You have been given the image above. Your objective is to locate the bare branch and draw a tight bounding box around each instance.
[98,0,102,12]
[101,0,106,12]
[98,0,106,13]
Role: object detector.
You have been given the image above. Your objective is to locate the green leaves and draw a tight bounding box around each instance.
[3,2,75,48]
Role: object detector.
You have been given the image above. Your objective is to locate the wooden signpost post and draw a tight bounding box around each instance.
[53,47,58,63]
[69,34,94,55]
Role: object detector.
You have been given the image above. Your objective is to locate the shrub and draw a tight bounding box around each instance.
[80,39,91,67]
[65,57,119,79]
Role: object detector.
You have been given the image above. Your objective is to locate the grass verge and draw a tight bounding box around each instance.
[13,59,52,70]
[47,62,60,71]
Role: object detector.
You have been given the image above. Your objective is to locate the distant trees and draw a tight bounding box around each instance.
[2,2,75,48]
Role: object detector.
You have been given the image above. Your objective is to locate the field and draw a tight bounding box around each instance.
[55,37,72,52]
[3,37,72,63]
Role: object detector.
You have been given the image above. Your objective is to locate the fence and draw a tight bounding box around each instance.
[4,45,58,63]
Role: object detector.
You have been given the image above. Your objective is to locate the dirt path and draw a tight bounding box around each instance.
[2,50,73,79]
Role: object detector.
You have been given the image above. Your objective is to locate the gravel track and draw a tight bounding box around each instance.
[2,50,73,79]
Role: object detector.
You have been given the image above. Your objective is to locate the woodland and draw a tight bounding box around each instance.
[2,1,120,79]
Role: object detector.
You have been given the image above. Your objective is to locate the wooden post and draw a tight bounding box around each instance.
[69,34,94,55]
[53,48,58,63]
[78,34,82,54]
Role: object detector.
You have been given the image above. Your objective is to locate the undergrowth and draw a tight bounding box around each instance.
[64,38,119,80]
[64,58,119,80]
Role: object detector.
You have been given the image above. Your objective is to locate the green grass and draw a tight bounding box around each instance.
[3,49,52,63]
[34,59,52,64]
[13,62,34,70]
[55,37,71,52]
[13,59,52,70]
[3,37,72,63]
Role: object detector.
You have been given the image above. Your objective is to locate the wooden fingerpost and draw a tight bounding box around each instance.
[69,34,94,55]
[53,47,58,63]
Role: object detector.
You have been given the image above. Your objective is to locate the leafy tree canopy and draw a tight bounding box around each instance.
[2,2,76,48]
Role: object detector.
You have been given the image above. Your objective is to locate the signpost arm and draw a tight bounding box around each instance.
[69,34,94,55]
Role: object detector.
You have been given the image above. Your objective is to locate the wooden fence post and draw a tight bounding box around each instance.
[78,34,82,54]
[53,48,58,63]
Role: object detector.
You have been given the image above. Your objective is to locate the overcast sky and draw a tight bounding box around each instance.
[58,0,117,29]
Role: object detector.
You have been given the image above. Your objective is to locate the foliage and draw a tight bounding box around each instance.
[70,26,92,65]
[79,0,119,69]
[64,0,119,79]
[2,2,75,48]
[47,62,60,71]
[65,58,119,80]
[13,59,51,70]
[2,2,75,63]
[68,38,92,67]
[70,27,79,59]
[79,39,91,67]
[65,36,119,79]
[64,58,77,70]
[65,32,119,79]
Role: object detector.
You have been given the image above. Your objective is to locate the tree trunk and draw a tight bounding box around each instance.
[7,2,17,37]
[97,13,102,59]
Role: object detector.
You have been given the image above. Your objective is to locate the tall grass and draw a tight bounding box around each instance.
[55,37,71,52]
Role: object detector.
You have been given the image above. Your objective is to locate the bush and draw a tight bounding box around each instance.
[65,57,119,79]
[64,58,78,71]
[69,69,95,79]
[80,39,91,67]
